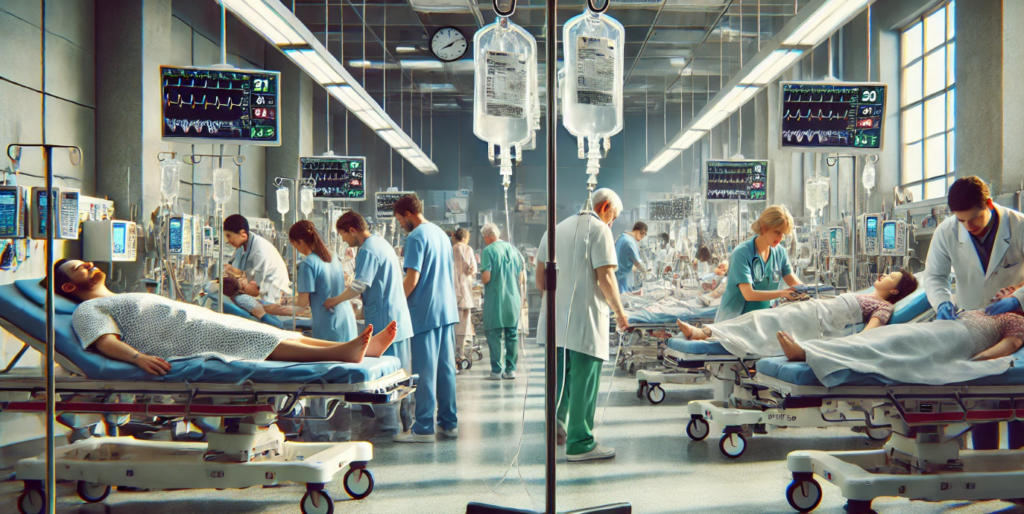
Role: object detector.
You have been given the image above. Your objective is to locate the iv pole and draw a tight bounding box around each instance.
[274,176,316,332]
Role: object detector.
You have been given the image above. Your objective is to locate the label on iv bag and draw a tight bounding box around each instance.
[575,37,616,107]
[485,51,528,119]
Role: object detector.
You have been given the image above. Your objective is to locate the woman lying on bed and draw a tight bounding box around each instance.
[671,269,918,358]
[774,309,1024,387]
[45,259,398,376]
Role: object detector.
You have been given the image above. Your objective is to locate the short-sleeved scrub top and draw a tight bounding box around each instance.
[716,236,792,323]
[353,235,414,342]
[481,240,523,331]
[297,251,358,342]
[614,234,643,293]
[403,223,460,335]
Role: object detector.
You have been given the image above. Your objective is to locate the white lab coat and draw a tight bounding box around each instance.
[231,233,293,304]
[924,203,1024,311]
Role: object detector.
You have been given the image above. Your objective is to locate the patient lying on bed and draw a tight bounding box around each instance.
[46,260,398,376]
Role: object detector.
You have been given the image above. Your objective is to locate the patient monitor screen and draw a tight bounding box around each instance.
[866,217,877,239]
[113,222,126,255]
[882,222,896,251]
[168,217,183,254]
[0,189,18,237]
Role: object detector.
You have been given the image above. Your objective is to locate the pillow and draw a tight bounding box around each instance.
[15,279,79,314]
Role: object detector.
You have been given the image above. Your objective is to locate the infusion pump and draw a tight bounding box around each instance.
[880,219,908,256]
[83,220,137,262]
[858,214,881,256]
[168,214,211,256]
[0,185,29,239]
[30,187,80,240]
[827,226,848,258]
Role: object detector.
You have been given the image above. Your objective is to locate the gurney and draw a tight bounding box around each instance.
[677,288,935,458]
[0,280,414,513]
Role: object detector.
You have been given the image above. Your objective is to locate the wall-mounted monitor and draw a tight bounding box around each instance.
[704,160,769,202]
[779,82,886,153]
[376,191,414,220]
[649,196,695,221]
[300,156,367,201]
[161,66,281,146]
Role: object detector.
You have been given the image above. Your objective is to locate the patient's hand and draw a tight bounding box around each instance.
[971,337,1023,361]
[136,354,172,376]
[251,304,267,319]
[993,286,1018,303]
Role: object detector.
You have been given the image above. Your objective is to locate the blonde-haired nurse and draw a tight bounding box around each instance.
[715,205,804,323]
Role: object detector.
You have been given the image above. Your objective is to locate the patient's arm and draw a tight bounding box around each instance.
[92,334,171,376]
[860,318,885,333]
[971,336,1024,361]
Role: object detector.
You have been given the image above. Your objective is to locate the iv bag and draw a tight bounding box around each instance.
[276,186,290,215]
[717,213,733,239]
[805,175,830,216]
[862,161,876,192]
[300,186,315,216]
[160,159,182,206]
[473,16,537,154]
[212,168,233,205]
[562,8,624,142]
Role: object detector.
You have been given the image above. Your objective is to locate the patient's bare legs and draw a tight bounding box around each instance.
[676,320,712,340]
[776,331,807,361]
[971,336,1024,361]
[366,321,398,357]
[268,325,373,363]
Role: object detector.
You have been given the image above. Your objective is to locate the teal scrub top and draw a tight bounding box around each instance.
[480,240,523,331]
[353,235,414,343]
[716,236,792,323]
[614,234,642,293]
[403,223,459,335]
[296,252,358,342]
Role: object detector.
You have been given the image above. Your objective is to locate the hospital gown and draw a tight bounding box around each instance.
[72,293,297,362]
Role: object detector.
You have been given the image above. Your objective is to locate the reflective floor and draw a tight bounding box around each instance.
[2,342,1024,514]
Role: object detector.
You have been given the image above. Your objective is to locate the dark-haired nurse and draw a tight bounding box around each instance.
[223,214,292,304]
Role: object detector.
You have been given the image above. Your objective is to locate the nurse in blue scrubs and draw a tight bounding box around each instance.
[614,221,648,293]
[716,205,804,323]
[287,221,357,342]
[393,194,459,443]
[326,211,415,435]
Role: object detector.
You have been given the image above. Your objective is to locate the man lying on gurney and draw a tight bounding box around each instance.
[673,269,919,357]
[46,259,398,376]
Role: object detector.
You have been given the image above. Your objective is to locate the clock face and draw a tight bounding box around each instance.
[431,27,468,62]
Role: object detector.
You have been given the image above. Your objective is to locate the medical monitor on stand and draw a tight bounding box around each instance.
[778,82,887,154]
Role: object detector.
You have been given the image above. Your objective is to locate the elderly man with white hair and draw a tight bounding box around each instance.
[480,223,525,380]
[535,188,629,462]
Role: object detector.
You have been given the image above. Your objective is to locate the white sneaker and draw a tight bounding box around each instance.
[502,371,516,379]
[392,431,435,443]
[440,426,458,438]
[566,444,615,462]
[487,372,502,380]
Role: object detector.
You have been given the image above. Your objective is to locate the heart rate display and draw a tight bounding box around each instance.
[300,156,367,201]
[780,82,886,152]
[376,192,414,219]
[161,66,281,146]
[705,160,769,202]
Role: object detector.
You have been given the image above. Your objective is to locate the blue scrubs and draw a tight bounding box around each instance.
[296,252,357,342]
[716,236,792,323]
[403,222,459,435]
[353,235,415,432]
[614,233,642,293]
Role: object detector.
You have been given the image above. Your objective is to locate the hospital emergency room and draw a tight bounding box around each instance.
[1,0,1022,512]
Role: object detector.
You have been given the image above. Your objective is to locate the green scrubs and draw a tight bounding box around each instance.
[556,348,603,455]
[481,240,523,373]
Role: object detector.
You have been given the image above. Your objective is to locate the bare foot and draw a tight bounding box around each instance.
[335,325,373,363]
[677,320,705,340]
[776,331,806,361]
[366,321,398,358]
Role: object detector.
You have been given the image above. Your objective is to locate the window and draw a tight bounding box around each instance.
[901,0,955,202]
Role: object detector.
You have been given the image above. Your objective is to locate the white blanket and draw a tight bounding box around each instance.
[710,294,863,357]
[804,319,1014,387]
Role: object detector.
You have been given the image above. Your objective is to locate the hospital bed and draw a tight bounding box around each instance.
[0,279,414,513]
[676,288,934,458]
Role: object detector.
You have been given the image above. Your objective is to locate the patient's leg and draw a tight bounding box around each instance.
[776,331,807,361]
[971,336,1023,361]
[676,320,711,340]
[366,321,398,358]
[268,325,373,363]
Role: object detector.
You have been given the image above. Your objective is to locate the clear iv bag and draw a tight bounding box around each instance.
[276,186,290,215]
[805,175,830,217]
[862,161,876,192]
[213,168,233,206]
[300,186,315,216]
[160,159,182,206]
[562,8,624,142]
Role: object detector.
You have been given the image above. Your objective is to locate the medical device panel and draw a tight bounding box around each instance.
[30,187,79,240]
[300,156,366,201]
[704,160,769,202]
[779,82,887,154]
[375,191,413,219]
[649,196,694,221]
[828,226,847,258]
[880,220,907,256]
[0,185,28,239]
[83,220,138,262]
[167,215,185,255]
[859,214,880,256]
[160,66,281,146]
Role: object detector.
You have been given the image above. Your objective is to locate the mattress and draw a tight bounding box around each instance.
[628,305,717,325]
[666,338,729,356]
[0,280,401,385]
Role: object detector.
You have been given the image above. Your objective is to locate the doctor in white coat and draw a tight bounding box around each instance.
[223,214,293,304]
[924,176,1024,450]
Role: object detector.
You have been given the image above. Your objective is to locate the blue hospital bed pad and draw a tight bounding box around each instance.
[667,338,728,356]
[629,305,717,325]
[0,281,401,385]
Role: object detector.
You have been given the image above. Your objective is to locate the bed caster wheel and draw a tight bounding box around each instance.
[77,481,111,503]
[686,418,710,441]
[719,432,747,459]
[473,350,484,362]
[843,499,876,514]
[785,478,822,512]
[637,381,647,399]
[459,358,472,371]
[865,426,892,441]
[343,468,375,500]
[300,489,335,514]
[18,487,45,514]
[646,385,665,405]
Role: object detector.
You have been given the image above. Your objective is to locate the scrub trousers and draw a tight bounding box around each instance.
[486,327,519,374]
[454,308,474,363]
[373,339,413,434]
[411,324,459,435]
[972,420,1024,450]
[556,347,603,456]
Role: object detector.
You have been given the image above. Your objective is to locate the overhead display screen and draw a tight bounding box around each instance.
[161,66,281,146]
[705,160,769,202]
[780,82,886,153]
[375,191,414,219]
[300,156,367,201]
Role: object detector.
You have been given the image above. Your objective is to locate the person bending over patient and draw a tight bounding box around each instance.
[46,259,398,376]
[678,269,918,340]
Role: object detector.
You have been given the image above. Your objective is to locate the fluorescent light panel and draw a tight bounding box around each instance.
[643,150,681,173]
[355,109,392,131]
[287,49,345,85]
[377,130,411,148]
[693,109,732,131]
[223,0,305,46]
[670,130,705,150]
[743,50,804,85]
[327,86,372,112]
[784,0,869,47]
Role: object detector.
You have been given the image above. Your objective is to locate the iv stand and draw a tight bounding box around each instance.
[274,176,316,332]
[827,154,859,292]
[7,143,82,514]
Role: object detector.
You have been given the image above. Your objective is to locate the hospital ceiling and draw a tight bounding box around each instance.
[280,0,811,115]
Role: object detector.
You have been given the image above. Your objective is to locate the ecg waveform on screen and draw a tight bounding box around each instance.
[783,109,849,121]
[164,119,230,134]
[166,94,244,110]
[784,92,856,103]
[163,78,247,91]
[782,130,849,145]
